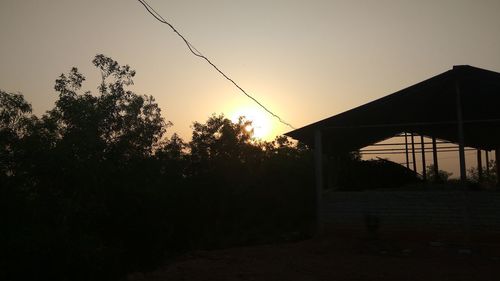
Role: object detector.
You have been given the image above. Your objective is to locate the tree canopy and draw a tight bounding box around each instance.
[1,55,314,281]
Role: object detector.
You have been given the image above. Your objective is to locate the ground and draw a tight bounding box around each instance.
[129,230,500,281]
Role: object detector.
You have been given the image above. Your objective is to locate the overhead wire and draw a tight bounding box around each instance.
[137,0,296,130]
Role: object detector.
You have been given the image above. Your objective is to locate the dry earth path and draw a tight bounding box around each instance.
[129,231,500,281]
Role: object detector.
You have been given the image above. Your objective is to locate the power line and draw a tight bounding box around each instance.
[137,0,296,130]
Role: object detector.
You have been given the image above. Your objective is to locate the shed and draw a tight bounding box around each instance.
[286,65,500,183]
[285,66,500,232]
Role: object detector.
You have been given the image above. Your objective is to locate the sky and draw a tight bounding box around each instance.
[1,0,500,175]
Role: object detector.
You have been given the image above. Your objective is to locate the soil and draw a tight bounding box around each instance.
[128,230,500,281]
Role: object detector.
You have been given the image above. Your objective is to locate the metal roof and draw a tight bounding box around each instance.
[285,65,500,153]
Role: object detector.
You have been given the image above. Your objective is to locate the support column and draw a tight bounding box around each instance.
[405,133,410,169]
[477,149,483,183]
[486,151,490,177]
[455,79,467,182]
[314,129,323,234]
[421,135,427,181]
[411,133,417,173]
[432,137,439,182]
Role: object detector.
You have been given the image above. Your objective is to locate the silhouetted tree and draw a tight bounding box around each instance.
[49,56,167,163]
[1,55,315,281]
[190,115,252,159]
[467,160,497,188]
[1,55,175,281]
[426,164,453,183]
[0,91,34,177]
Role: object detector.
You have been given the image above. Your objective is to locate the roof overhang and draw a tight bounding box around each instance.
[285,65,500,153]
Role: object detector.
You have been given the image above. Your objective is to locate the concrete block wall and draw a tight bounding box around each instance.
[321,190,500,232]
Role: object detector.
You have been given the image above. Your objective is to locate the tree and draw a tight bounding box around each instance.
[468,160,497,187]
[0,90,33,134]
[189,114,257,171]
[2,55,316,280]
[155,133,188,180]
[0,91,35,177]
[1,55,177,280]
[426,164,453,182]
[48,54,168,163]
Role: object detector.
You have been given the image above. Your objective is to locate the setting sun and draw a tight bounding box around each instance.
[230,106,273,139]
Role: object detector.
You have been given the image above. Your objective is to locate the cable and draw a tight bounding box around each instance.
[137,0,296,130]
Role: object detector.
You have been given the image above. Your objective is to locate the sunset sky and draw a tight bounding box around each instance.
[2,0,500,175]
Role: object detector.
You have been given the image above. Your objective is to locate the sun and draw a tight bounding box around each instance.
[230,106,273,139]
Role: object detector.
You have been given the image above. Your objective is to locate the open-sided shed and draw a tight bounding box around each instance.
[286,65,500,183]
[286,65,500,234]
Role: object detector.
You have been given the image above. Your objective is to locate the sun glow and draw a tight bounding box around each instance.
[230,106,273,139]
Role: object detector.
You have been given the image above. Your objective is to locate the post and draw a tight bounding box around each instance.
[420,135,427,181]
[405,132,410,169]
[314,129,323,234]
[477,149,483,183]
[486,150,490,177]
[432,136,439,182]
[454,67,471,248]
[411,133,417,173]
[455,78,467,182]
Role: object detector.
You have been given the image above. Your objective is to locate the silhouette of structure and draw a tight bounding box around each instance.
[286,65,500,231]
[287,65,500,182]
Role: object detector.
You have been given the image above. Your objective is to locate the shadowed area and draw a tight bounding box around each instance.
[129,230,500,281]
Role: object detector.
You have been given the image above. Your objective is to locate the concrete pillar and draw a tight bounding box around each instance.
[314,129,323,233]
[405,132,410,169]
[432,137,439,182]
[421,135,427,181]
[486,150,490,177]
[455,79,467,182]
[477,149,483,183]
[411,133,417,173]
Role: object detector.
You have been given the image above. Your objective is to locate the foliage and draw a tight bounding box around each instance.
[50,58,167,161]
[467,160,497,188]
[1,55,314,281]
[0,91,34,177]
[426,164,453,183]
[0,90,32,133]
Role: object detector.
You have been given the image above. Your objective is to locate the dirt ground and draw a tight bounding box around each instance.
[128,230,500,281]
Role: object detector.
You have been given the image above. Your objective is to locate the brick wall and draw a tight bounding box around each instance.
[321,190,500,232]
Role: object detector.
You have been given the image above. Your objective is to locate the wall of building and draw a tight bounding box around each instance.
[322,190,500,233]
